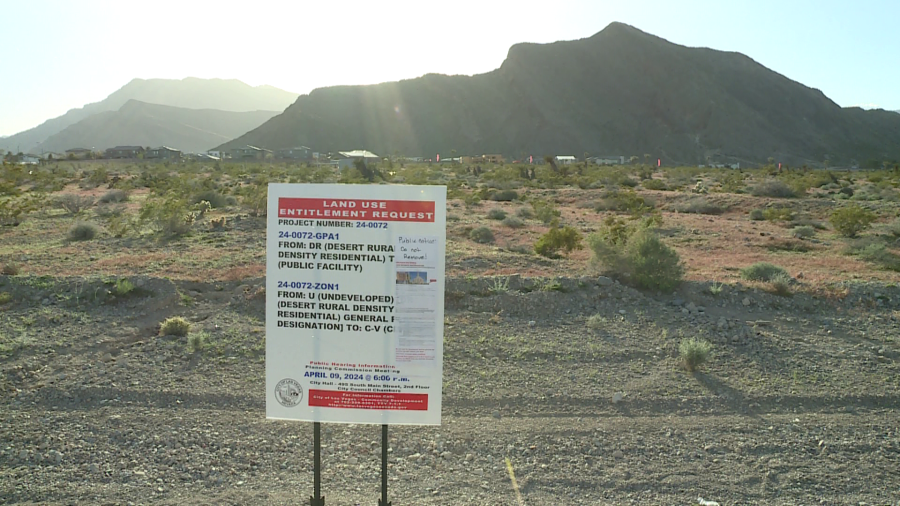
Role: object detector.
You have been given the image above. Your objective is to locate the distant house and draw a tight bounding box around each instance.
[276,146,313,160]
[65,148,93,159]
[40,152,65,161]
[335,150,380,169]
[462,154,505,164]
[146,146,182,160]
[189,153,220,161]
[20,154,40,165]
[105,145,146,159]
[231,145,272,160]
[592,155,625,165]
[555,155,577,165]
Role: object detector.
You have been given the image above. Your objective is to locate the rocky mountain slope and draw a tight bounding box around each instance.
[35,100,281,154]
[218,22,900,166]
[3,78,297,154]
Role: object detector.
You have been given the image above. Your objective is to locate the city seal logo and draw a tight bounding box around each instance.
[274,378,303,407]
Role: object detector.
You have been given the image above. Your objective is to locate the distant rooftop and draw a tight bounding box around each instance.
[338,150,379,158]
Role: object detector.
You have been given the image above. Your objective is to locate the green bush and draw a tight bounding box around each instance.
[791,225,816,239]
[502,216,524,228]
[98,189,128,203]
[469,226,494,244]
[487,208,507,220]
[830,205,877,238]
[749,209,765,221]
[848,241,900,271]
[68,222,99,241]
[515,207,534,219]
[751,180,796,198]
[740,262,789,282]
[534,226,584,258]
[0,292,11,304]
[490,189,519,201]
[767,272,794,296]
[624,229,684,292]
[679,338,712,372]
[188,332,208,353]
[594,190,654,215]
[763,207,794,221]
[160,316,191,337]
[531,199,561,225]
[138,198,194,237]
[641,178,667,190]
[888,217,900,238]
[194,190,236,209]
[671,197,725,215]
[55,194,95,215]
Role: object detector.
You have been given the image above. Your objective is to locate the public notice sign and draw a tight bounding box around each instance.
[266,184,446,425]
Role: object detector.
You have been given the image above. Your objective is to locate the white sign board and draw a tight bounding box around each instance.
[266,184,446,425]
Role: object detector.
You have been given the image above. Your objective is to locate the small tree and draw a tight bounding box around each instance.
[830,205,876,238]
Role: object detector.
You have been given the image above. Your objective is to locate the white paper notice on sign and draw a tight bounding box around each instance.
[266,184,446,426]
[394,236,440,365]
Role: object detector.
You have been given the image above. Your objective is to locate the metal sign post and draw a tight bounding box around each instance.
[379,424,391,506]
[310,422,325,506]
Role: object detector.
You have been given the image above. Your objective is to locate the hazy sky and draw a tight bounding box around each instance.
[1,0,898,136]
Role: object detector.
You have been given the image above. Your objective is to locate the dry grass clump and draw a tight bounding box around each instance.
[160,316,191,337]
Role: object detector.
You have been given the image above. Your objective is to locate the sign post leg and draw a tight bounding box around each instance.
[310,422,325,506]
[378,424,391,506]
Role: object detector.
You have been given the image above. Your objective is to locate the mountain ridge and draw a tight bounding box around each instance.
[2,78,298,153]
[34,99,281,154]
[217,23,900,165]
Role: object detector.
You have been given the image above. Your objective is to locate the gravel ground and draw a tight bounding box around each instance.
[2,274,900,505]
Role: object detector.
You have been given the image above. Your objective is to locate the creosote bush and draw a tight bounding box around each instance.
[588,221,683,293]
[751,180,796,198]
[740,262,789,282]
[68,222,99,241]
[830,205,877,238]
[160,316,191,337]
[534,226,584,258]
[502,216,524,228]
[98,189,128,203]
[679,337,712,372]
[749,209,765,221]
[487,208,507,220]
[55,194,96,215]
[469,226,494,244]
[791,225,817,239]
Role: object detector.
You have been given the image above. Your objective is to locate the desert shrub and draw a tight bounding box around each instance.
[671,197,725,215]
[0,194,46,226]
[791,225,817,239]
[586,314,606,329]
[751,180,796,198]
[641,178,667,190]
[790,218,827,230]
[763,207,794,222]
[502,216,524,228]
[487,208,507,220]
[463,193,481,207]
[588,223,682,292]
[137,198,195,237]
[887,217,900,238]
[515,207,534,219]
[740,262,789,282]
[188,332,208,353]
[594,190,654,215]
[531,199,561,225]
[55,194,95,215]
[847,241,900,271]
[2,264,19,275]
[768,272,794,297]
[0,292,11,305]
[749,209,765,221]
[624,229,684,292]
[679,337,712,372]
[240,184,268,216]
[469,226,494,244]
[94,203,125,219]
[830,205,877,238]
[193,190,236,209]
[68,222,99,241]
[98,189,128,203]
[490,189,519,201]
[160,316,191,337]
[112,278,135,297]
[534,226,584,258]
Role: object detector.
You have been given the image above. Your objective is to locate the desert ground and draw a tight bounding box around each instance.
[2,160,899,505]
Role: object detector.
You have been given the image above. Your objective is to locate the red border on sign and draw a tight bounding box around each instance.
[278,198,435,222]
[308,390,428,410]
